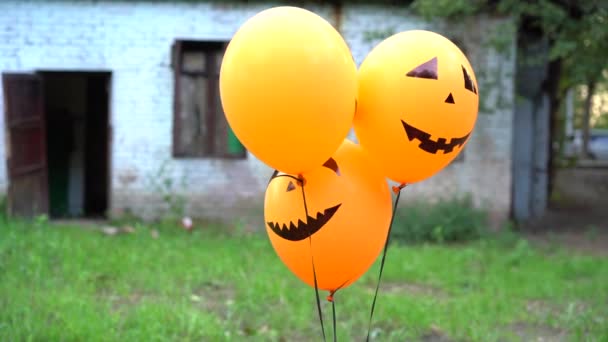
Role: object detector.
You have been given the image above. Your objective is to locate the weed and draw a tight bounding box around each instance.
[147,159,187,221]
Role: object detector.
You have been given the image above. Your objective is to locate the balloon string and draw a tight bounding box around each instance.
[329,291,337,342]
[299,175,327,342]
[365,182,407,342]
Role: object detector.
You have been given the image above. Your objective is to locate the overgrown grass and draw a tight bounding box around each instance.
[0,218,607,341]
[392,195,488,244]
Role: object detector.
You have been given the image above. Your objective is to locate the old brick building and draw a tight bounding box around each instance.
[0,1,515,224]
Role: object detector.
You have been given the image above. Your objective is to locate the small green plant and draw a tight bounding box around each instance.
[391,194,488,244]
[33,214,49,227]
[148,159,187,221]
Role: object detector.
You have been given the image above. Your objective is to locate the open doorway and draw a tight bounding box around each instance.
[41,72,110,219]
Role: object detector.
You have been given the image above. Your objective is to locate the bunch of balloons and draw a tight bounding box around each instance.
[220,5,479,299]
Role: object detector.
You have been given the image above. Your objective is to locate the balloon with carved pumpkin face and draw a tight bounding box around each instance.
[264,139,392,292]
[354,30,479,184]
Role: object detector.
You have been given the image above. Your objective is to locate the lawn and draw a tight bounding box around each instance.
[0,218,607,341]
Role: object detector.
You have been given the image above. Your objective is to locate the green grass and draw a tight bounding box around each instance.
[0,218,607,341]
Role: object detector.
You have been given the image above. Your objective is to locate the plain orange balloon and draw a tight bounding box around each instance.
[264,139,392,292]
[220,6,358,175]
[354,30,479,184]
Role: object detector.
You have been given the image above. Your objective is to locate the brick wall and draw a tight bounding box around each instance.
[0,1,515,225]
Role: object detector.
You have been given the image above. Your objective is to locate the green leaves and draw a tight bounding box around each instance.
[409,1,608,88]
[559,7,608,86]
[410,0,487,20]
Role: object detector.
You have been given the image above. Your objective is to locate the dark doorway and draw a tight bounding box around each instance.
[40,72,110,218]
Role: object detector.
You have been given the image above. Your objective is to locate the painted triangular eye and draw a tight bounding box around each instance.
[406,57,438,80]
[462,66,477,94]
[286,181,296,192]
[445,93,455,104]
[322,158,340,176]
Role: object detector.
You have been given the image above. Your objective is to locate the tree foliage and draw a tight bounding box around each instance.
[410,0,608,89]
[412,0,608,156]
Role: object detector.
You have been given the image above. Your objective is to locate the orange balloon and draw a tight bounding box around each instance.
[220,6,358,175]
[354,30,479,184]
[264,139,392,292]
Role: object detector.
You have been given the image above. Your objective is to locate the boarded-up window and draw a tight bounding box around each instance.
[172,40,246,159]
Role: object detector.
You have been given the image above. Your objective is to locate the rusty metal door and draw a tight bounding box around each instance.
[2,73,49,218]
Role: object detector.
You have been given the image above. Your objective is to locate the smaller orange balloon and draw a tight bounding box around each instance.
[264,139,392,292]
[354,30,479,184]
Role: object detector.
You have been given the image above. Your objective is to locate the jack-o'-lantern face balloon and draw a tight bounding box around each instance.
[354,30,479,184]
[264,140,392,292]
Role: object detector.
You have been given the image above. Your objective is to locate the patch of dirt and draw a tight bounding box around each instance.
[105,291,154,312]
[367,281,449,299]
[521,206,608,256]
[521,167,608,256]
[191,281,236,319]
[112,292,143,307]
[99,280,236,317]
[525,300,562,318]
[552,167,608,210]
[525,227,608,257]
[524,205,608,232]
[507,322,568,342]
[501,300,590,342]
[525,300,590,323]
[420,325,455,342]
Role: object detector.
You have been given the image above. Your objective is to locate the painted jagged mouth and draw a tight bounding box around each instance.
[267,204,342,241]
[401,120,470,154]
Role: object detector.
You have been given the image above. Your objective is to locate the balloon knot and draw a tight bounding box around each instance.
[392,183,407,194]
[327,291,335,302]
[297,174,306,186]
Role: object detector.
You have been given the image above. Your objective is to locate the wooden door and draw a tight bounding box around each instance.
[2,73,49,218]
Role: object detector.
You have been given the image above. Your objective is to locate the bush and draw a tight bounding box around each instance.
[390,195,488,244]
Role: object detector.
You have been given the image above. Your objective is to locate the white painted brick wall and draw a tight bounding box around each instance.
[0,1,515,224]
